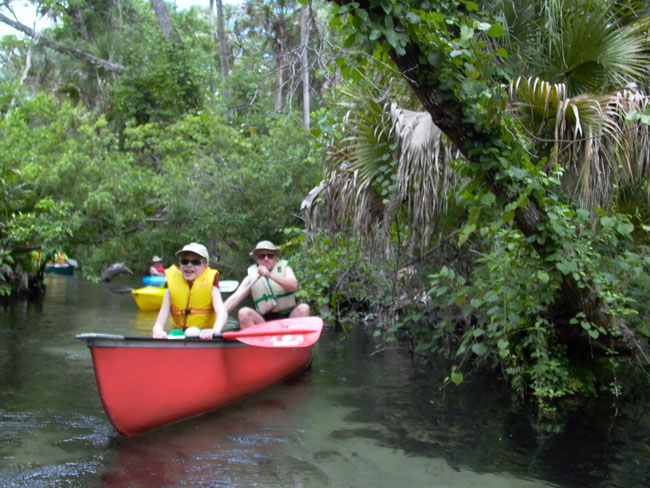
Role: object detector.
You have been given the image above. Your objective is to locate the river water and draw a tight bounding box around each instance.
[1,274,649,487]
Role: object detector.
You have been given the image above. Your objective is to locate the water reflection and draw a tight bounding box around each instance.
[0,275,649,487]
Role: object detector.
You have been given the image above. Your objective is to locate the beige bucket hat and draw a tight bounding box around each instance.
[249,240,280,257]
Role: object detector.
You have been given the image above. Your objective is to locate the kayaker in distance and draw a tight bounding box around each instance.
[224,240,310,329]
[152,243,227,340]
[148,255,165,276]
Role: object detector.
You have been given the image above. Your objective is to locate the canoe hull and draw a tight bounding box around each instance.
[79,335,312,436]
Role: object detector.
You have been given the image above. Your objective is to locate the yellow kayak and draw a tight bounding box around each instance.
[131,286,165,311]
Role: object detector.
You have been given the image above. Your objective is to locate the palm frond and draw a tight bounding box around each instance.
[501,0,650,96]
[510,75,650,211]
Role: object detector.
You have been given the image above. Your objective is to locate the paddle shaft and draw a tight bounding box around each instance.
[225,275,261,313]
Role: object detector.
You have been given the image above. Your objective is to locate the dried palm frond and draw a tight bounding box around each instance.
[390,103,459,249]
[302,96,462,257]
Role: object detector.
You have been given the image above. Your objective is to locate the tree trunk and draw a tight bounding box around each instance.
[217,0,230,102]
[209,0,215,32]
[300,2,311,129]
[209,0,216,96]
[149,0,175,40]
[273,18,287,113]
[68,6,91,42]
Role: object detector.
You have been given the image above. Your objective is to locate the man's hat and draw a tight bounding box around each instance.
[249,240,280,257]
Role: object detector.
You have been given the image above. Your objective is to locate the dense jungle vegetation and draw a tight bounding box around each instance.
[2,0,650,412]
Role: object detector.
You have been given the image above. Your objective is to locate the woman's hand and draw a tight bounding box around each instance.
[199,328,219,339]
[152,328,167,339]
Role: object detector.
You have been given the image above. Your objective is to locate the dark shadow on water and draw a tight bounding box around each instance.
[313,326,650,488]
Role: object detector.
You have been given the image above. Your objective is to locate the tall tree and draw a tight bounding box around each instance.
[299,0,310,128]
[149,0,177,41]
[272,6,287,112]
[216,0,230,101]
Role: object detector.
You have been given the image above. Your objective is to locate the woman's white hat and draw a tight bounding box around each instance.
[175,242,209,261]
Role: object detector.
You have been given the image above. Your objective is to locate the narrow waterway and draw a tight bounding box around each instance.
[0,274,649,487]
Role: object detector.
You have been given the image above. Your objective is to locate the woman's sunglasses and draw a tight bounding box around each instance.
[179,258,203,266]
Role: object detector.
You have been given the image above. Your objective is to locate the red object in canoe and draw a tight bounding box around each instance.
[76,317,323,437]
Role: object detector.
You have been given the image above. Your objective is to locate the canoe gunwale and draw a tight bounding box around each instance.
[76,333,247,349]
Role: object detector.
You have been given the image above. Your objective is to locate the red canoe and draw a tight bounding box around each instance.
[76,317,323,437]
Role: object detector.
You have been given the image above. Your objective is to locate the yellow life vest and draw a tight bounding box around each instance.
[247,260,296,315]
[166,265,219,329]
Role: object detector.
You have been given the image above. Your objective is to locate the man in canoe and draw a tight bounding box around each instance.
[225,240,310,329]
[152,242,227,339]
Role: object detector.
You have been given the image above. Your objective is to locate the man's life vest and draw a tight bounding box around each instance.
[166,265,219,329]
[247,260,296,316]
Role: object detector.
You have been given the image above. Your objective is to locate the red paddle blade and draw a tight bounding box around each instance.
[222,317,323,348]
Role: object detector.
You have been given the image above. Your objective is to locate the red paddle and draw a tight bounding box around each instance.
[220,317,323,348]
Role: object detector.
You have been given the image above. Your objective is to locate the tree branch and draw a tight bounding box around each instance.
[0,13,125,73]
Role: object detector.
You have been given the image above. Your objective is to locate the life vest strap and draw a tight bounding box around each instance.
[253,291,294,306]
[171,307,213,316]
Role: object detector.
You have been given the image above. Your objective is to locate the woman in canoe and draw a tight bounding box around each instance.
[152,242,227,339]
[225,240,310,329]
[147,255,165,276]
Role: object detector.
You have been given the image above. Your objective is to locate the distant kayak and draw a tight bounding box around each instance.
[142,275,166,287]
[131,286,165,311]
[45,264,74,275]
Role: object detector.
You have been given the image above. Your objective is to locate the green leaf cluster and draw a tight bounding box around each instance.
[0,87,320,284]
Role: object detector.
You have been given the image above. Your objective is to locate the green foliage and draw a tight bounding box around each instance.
[290,231,392,322]
[0,85,321,282]
[110,34,203,126]
[426,164,650,405]
[325,0,650,408]
[0,1,327,290]
[0,248,14,296]
[6,198,75,254]
[497,0,650,96]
